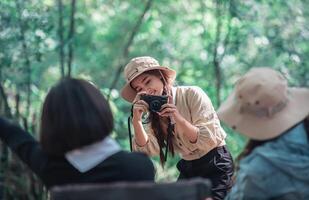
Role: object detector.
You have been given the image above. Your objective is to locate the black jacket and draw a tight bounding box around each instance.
[0,118,155,188]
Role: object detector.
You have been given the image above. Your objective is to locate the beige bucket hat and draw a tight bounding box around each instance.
[217,67,309,140]
[121,56,176,102]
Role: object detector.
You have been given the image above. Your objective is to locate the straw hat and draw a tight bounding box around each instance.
[217,67,309,140]
[121,56,176,102]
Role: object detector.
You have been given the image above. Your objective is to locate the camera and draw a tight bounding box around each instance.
[140,94,168,112]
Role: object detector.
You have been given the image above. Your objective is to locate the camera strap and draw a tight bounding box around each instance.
[127,105,134,152]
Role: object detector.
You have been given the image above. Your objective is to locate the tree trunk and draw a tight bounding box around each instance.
[0,84,12,118]
[107,0,153,100]
[67,0,76,77]
[212,1,223,107]
[16,0,31,122]
[0,83,11,200]
[15,94,20,120]
[58,0,65,77]
[200,0,232,107]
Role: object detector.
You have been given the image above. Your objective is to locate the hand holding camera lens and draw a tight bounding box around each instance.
[140,94,168,113]
[132,93,180,123]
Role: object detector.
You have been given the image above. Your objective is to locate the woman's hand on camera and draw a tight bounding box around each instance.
[158,103,180,119]
[158,94,182,122]
[132,93,149,123]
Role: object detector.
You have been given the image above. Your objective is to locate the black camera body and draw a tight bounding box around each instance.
[140,94,168,112]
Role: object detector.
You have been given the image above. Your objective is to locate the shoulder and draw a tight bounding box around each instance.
[113,151,154,170]
[176,85,205,94]
[176,86,211,106]
[176,86,209,99]
[113,151,155,181]
[233,150,293,199]
[115,151,151,162]
[239,149,274,177]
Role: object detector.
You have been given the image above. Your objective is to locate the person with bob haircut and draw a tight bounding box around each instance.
[0,78,155,188]
[120,56,234,200]
[217,67,309,200]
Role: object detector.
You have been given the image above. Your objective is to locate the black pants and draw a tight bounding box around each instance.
[177,146,234,200]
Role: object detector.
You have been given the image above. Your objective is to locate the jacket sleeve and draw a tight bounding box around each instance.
[0,117,46,176]
[132,123,160,156]
[186,86,226,150]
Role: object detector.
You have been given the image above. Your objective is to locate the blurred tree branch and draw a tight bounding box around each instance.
[67,0,76,77]
[107,0,153,100]
[16,0,31,122]
[58,0,65,77]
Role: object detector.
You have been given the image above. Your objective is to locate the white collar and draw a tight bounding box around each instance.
[65,136,121,173]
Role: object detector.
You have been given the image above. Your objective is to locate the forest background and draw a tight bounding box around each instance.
[0,0,308,199]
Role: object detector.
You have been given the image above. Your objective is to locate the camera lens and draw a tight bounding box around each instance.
[150,100,161,112]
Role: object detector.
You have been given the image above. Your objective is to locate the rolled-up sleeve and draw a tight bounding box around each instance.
[186,87,226,150]
[132,124,160,156]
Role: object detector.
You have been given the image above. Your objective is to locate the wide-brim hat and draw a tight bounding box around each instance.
[121,56,176,102]
[217,67,309,140]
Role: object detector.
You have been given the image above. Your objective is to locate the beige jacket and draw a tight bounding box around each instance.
[133,86,226,160]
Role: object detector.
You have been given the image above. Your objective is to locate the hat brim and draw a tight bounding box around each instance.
[121,66,176,102]
[217,88,309,140]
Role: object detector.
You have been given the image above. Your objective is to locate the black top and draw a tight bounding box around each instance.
[0,118,155,188]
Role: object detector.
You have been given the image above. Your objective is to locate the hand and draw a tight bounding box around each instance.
[158,94,182,122]
[158,103,179,119]
[132,92,149,123]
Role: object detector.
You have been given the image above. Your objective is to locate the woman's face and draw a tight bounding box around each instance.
[131,73,164,95]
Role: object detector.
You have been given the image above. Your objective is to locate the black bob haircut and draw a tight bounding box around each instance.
[40,78,114,156]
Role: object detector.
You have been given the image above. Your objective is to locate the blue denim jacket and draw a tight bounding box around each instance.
[225,122,309,200]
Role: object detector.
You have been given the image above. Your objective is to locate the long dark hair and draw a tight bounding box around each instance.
[40,78,114,156]
[148,113,175,166]
[143,70,175,165]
